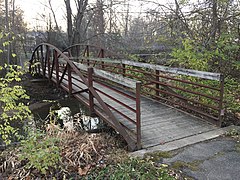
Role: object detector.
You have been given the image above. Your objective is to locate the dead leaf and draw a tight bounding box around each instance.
[78,164,91,176]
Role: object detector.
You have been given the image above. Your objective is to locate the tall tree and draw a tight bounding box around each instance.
[64,0,73,45]
[4,0,10,64]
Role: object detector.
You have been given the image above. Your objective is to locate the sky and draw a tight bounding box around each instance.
[16,0,66,30]
[15,0,175,31]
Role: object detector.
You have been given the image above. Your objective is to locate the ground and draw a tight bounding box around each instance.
[1,74,239,179]
[143,135,240,180]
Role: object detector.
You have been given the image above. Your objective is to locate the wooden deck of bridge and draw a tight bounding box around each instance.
[49,71,218,148]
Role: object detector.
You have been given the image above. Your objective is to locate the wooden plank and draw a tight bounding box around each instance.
[141,125,216,146]
[141,108,179,119]
[122,60,221,81]
[142,119,216,138]
[73,62,139,89]
[141,116,213,132]
[94,69,139,89]
[70,57,221,81]
[71,56,122,64]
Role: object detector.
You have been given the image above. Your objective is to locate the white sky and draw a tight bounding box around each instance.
[16,0,175,31]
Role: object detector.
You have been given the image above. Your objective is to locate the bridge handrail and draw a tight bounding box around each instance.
[69,54,224,126]
[71,56,221,81]
[73,62,140,89]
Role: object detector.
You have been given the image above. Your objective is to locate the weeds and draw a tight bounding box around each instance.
[89,157,175,180]
[0,129,180,179]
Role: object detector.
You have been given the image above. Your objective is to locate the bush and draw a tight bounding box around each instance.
[170,37,240,117]
[19,130,61,175]
[0,65,31,144]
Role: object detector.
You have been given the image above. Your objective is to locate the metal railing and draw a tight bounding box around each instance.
[29,43,141,150]
[63,45,224,127]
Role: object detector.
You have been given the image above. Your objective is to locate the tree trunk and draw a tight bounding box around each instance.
[64,0,73,45]
[5,0,11,64]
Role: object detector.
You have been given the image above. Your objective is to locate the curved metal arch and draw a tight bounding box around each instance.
[62,43,126,59]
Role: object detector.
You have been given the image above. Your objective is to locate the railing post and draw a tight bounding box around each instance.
[40,45,45,76]
[76,45,79,58]
[88,67,94,115]
[155,70,160,97]
[36,50,40,74]
[54,50,59,86]
[100,49,105,69]
[67,63,72,95]
[33,54,37,74]
[86,45,90,66]
[122,63,126,77]
[218,74,224,127]
[136,81,141,149]
[46,47,51,81]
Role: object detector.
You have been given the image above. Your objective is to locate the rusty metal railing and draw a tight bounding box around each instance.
[29,43,141,150]
[68,53,224,127]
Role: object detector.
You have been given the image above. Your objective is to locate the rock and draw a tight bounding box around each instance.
[57,107,74,131]
[29,102,51,111]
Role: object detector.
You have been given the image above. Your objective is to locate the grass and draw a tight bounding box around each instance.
[88,157,176,180]
[143,151,173,162]
[224,128,240,153]
[172,160,203,171]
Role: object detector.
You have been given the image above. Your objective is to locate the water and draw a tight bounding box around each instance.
[0,97,103,147]
[32,97,103,131]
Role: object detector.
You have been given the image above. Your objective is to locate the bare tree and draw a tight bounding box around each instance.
[64,0,73,45]
[5,0,10,64]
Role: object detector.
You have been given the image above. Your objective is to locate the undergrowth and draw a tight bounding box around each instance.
[88,158,175,180]
[0,128,179,179]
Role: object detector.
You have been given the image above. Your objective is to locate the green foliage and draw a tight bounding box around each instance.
[223,77,240,112]
[19,130,61,175]
[225,128,240,137]
[170,38,210,71]
[0,64,31,144]
[89,158,175,179]
[170,36,240,115]
[171,34,240,75]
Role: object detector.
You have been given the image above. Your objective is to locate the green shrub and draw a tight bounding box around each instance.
[0,65,31,144]
[19,131,61,175]
[170,37,240,115]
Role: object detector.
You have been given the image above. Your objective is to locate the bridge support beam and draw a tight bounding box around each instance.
[155,70,160,97]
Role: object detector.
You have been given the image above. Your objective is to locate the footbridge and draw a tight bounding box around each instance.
[29,43,224,151]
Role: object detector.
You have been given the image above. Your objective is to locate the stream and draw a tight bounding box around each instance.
[31,97,103,131]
